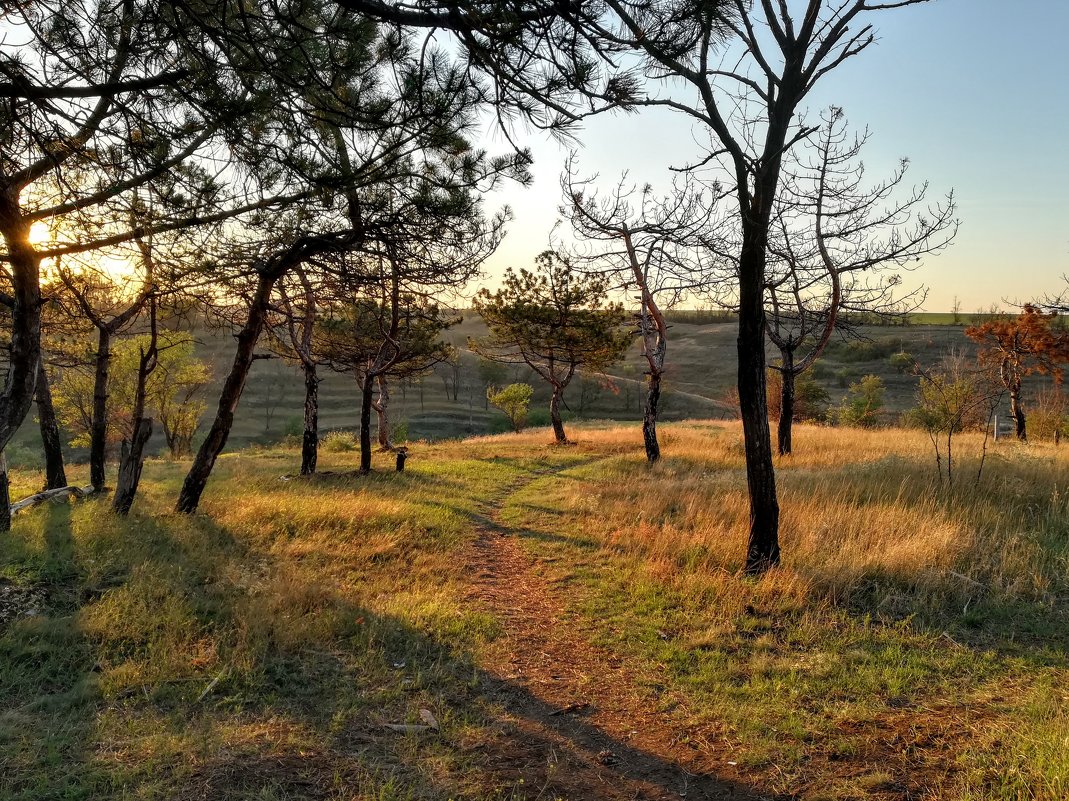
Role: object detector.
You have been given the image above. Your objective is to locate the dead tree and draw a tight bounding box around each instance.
[765,108,957,455]
[354,0,946,574]
[560,157,725,461]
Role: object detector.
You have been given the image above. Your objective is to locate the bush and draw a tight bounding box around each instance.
[1030,387,1068,442]
[836,375,885,428]
[828,336,903,363]
[889,351,915,373]
[321,430,358,452]
[487,383,534,432]
[809,359,833,380]
[835,367,858,388]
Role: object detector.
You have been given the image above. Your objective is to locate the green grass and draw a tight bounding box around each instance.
[2,423,1067,799]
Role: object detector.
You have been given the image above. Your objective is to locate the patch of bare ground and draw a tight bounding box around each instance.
[794,700,995,801]
[0,578,49,629]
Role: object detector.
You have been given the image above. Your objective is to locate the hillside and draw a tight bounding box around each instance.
[1,422,1066,799]
[12,315,1045,469]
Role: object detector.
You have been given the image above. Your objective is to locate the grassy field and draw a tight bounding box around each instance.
[12,314,1036,470]
[1,421,1067,800]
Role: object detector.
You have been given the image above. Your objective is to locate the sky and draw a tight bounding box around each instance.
[479,0,1069,313]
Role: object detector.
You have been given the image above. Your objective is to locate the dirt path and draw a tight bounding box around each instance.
[464,465,775,801]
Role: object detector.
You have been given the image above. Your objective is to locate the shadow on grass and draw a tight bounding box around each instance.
[0,498,779,801]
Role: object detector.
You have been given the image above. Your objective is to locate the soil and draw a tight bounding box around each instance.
[464,466,779,801]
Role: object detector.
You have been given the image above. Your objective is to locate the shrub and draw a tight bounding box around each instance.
[321,430,358,452]
[836,375,885,428]
[487,383,534,432]
[828,336,903,363]
[1030,387,1069,443]
[889,351,916,373]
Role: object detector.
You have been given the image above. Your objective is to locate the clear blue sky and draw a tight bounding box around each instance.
[482,0,1069,313]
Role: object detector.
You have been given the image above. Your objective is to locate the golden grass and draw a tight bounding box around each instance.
[525,421,1069,614]
[3,420,1068,800]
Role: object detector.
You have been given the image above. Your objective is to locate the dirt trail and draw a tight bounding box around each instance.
[465,465,773,801]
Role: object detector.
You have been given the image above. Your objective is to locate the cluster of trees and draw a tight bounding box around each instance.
[4,0,972,573]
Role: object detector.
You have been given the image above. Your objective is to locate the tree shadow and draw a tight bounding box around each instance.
[1,500,780,800]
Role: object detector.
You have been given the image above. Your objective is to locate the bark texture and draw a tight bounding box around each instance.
[301,362,319,475]
[0,452,10,533]
[35,362,67,489]
[89,327,112,492]
[549,385,567,444]
[359,372,375,472]
[1010,386,1027,441]
[738,220,780,574]
[642,374,662,463]
[374,374,392,449]
[176,272,276,513]
[112,417,152,515]
[777,350,796,457]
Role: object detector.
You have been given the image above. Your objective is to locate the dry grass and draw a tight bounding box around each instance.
[1,421,1067,799]
[498,421,1069,798]
[528,422,1068,610]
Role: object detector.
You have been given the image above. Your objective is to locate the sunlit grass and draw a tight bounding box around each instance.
[499,421,1069,798]
[1,422,1067,799]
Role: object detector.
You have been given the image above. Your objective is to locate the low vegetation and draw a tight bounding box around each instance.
[2,421,1066,799]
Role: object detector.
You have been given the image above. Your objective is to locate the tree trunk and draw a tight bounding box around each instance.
[176,271,276,514]
[738,226,780,575]
[550,385,567,444]
[301,361,319,475]
[777,352,796,457]
[1010,386,1027,441]
[35,362,67,490]
[89,326,111,492]
[374,374,392,450]
[643,371,661,463]
[359,372,375,472]
[0,211,44,457]
[112,416,152,515]
[0,452,10,533]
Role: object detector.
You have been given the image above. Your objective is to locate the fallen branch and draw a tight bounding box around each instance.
[10,485,96,515]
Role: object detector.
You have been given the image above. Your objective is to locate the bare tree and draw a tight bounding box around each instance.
[765,108,956,455]
[358,0,945,573]
[560,157,723,461]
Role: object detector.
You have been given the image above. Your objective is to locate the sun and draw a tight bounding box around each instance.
[28,220,53,248]
[31,220,139,284]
